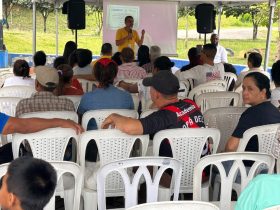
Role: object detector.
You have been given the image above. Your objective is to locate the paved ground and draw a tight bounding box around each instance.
[177,27,277,39]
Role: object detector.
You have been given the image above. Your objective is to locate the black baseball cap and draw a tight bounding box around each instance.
[142,71,181,95]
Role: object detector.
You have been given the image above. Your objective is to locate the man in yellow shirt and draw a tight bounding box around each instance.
[115,16,145,52]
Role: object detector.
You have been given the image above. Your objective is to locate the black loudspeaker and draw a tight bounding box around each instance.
[62,1,68,14]
[195,4,215,34]
[67,0,86,30]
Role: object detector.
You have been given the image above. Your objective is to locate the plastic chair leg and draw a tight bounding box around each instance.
[83,189,97,210]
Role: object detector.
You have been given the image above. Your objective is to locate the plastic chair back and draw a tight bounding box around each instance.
[188,84,225,101]
[193,152,275,210]
[81,109,138,129]
[140,109,157,118]
[196,91,240,113]
[59,95,81,111]
[204,107,247,153]
[12,128,78,161]
[0,85,36,98]
[131,93,140,111]
[19,111,78,123]
[127,201,220,210]
[79,129,149,167]
[77,79,97,92]
[201,80,227,89]
[0,97,22,116]
[153,128,220,193]
[97,157,182,209]
[224,72,237,91]
[44,161,83,210]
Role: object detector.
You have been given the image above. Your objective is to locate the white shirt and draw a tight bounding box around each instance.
[271,87,280,108]
[214,45,228,64]
[73,64,92,75]
[176,63,225,86]
[235,68,270,88]
[3,76,35,87]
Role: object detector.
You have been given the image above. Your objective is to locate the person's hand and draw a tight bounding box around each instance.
[101,115,115,129]
[141,29,145,36]
[60,119,84,134]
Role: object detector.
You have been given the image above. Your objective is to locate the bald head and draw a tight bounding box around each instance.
[210,34,219,46]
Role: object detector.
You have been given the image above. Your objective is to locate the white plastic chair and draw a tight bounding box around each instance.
[153,128,220,201]
[0,97,22,145]
[131,93,140,111]
[19,111,79,123]
[204,107,247,153]
[200,80,227,89]
[97,157,182,210]
[140,109,157,118]
[193,152,275,210]
[127,201,220,210]
[81,109,138,130]
[0,72,14,87]
[12,127,78,161]
[77,79,97,92]
[44,161,83,210]
[0,85,36,98]
[59,95,82,111]
[224,72,237,91]
[188,84,225,101]
[178,81,189,99]
[196,92,240,113]
[79,129,149,210]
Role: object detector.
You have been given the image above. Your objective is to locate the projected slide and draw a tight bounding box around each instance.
[103,0,178,56]
[107,5,139,29]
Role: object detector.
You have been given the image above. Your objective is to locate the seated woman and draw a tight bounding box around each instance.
[225,72,280,152]
[56,64,84,96]
[3,59,35,87]
[271,60,280,108]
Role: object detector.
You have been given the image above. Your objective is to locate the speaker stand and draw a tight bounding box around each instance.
[204,33,206,45]
[75,29,78,47]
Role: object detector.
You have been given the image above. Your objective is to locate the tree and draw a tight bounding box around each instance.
[86,5,103,36]
[36,0,54,33]
[223,3,277,40]
[3,0,19,29]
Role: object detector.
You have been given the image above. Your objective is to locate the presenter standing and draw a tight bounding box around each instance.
[116,16,145,52]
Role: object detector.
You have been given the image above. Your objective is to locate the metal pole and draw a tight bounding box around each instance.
[55,0,59,56]
[32,0,36,55]
[264,0,276,71]
[217,4,223,36]
[0,0,3,50]
[75,29,77,47]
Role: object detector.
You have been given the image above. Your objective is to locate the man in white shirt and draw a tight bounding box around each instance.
[211,33,228,64]
[176,44,225,86]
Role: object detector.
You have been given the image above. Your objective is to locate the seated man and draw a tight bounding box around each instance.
[91,43,113,67]
[0,156,57,210]
[15,66,75,117]
[102,71,206,157]
[235,52,270,88]
[117,47,147,80]
[176,44,224,86]
[180,47,202,72]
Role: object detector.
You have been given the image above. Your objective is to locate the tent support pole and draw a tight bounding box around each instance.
[217,3,223,36]
[32,0,36,55]
[264,0,276,71]
[55,0,59,56]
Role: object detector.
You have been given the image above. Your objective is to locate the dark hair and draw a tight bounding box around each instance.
[53,56,67,69]
[13,59,31,78]
[77,49,92,68]
[101,43,112,55]
[7,157,57,210]
[33,51,46,66]
[63,41,77,62]
[111,52,122,65]
[125,16,133,22]
[154,56,174,71]
[121,47,134,63]
[68,50,79,68]
[245,72,271,99]
[137,45,150,66]
[248,52,262,68]
[94,59,118,88]
[188,47,201,65]
[57,64,73,84]
[202,44,217,60]
[223,63,237,74]
[271,60,280,86]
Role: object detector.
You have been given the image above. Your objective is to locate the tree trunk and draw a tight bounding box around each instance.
[4,7,10,29]
[253,23,258,40]
[43,16,47,33]
[277,8,280,60]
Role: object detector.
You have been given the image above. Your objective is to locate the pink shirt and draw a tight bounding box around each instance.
[117,62,147,80]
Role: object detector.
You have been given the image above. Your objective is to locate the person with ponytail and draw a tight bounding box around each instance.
[3,59,35,87]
